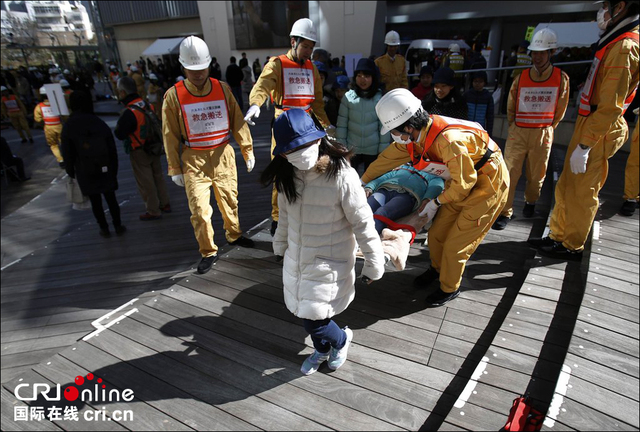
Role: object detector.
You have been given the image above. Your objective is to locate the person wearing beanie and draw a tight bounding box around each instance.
[422,67,468,120]
[411,66,433,100]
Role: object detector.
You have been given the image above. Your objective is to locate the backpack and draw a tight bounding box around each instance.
[129,103,165,156]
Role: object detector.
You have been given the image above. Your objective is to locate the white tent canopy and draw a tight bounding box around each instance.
[142,37,185,56]
[533,22,600,48]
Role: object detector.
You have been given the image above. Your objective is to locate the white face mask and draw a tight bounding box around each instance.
[392,132,412,145]
[597,7,611,31]
[286,141,320,170]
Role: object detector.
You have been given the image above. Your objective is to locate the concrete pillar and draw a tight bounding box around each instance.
[487,18,502,85]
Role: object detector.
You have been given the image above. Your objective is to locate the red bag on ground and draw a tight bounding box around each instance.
[501,396,545,431]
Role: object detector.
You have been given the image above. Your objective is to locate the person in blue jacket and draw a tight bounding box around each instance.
[364,163,445,234]
[336,58,390,173]
[464,71,494,137]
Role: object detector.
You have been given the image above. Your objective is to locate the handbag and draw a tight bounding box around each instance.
[501,396,545,431]
[66,177,88,205]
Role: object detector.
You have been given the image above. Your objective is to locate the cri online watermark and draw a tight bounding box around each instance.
[13,373,134,422]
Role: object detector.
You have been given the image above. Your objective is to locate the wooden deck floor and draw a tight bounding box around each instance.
[1,121,638,430]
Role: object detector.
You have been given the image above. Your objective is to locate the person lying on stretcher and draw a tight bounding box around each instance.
[363,163,445,270]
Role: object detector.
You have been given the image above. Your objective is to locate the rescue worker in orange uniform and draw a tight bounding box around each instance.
[364,89,509,307]
[1,86,33,143]
[620,107,639,216]
[493,28,570,230]
[375,31,409,92]
[109,65,120,97]
[163,36,256,275]
[33,86,65,168]
[531,0,639,258]
[244,18,330,236]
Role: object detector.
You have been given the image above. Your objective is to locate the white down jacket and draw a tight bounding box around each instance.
[273,155,385,320]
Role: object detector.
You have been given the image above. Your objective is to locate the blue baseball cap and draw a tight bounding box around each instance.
[313,60,328,76]
[333,75,350,90]
[273,109,327,156]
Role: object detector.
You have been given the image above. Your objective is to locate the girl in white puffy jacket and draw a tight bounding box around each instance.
[260,109,385,376]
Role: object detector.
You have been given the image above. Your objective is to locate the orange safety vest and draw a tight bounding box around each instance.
[110,71,119,83]
[407,115,499,179]
[278,55,315,111]
[175,78,230,150]
[2,95,21,113]
[515,67,562,128]
[39,102,61,126]
[126,97,151,150]
[578,30,639,117]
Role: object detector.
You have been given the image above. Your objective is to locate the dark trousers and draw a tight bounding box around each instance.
[89,191,122,230]
[367,189,416,234]
[302,318,347,354]
[231,86,244,111]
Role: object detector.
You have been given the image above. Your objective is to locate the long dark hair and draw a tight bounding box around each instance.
[260,137,353,204]
[351,71,382,99]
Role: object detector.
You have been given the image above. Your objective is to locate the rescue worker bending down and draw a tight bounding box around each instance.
[163,35,256,275]
[375,31,409,92]
[114,76,171,222]
[530,0,639,258]
[244,18,330,236]
[1,85,33,143]
[620,107,639,216]
[363,89,509,307]
[493,28,570,230]
[33,87,65,168]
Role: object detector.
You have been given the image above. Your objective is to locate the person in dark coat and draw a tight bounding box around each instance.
[464,71,494,137]
[422,67,468,120]
[60,91,126,237]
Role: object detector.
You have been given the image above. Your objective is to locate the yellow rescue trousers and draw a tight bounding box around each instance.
[501,123,554,217]
[44,124,63,162]
[181,144,243,257]
[9,113,32,140]
[428,154,510,293]
[624,123,639,201]
[550,115,629,251]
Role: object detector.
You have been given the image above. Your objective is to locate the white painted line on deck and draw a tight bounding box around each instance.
[454,356,490,409]
[592,221,600,240]
[83,308,138,341]
[544,364,572,428]
[90,298,139,329]
[1,258,22,271]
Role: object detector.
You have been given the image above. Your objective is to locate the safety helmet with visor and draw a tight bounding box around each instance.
[39,87,47,96]
[384,31,401,46]
[273,108,326,156]
[179,36,212,70]
[528,28,558,51]
[449,43,461,53]
[376,88,423,135]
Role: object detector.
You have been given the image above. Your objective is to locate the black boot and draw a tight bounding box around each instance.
[492,215,510,230]
[413,266,439,289]
[522,203,535,218]
[197,254,219,274]
[620,200,637,216]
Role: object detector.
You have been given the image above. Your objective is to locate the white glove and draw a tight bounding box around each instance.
[246,158,255,172]
[419,199,439,223]
[326,125,336,137]
[171,174,185,187]
[570,145,590,174]
[244,104,260,126]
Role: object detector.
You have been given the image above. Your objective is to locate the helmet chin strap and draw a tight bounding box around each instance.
[292,38,305,66]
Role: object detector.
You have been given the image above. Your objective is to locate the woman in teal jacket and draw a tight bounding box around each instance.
[336,58,390,173]
[364,164,445,234]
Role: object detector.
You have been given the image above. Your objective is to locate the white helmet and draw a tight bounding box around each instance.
[59,79,70,88]
[384,30,401,46]
[39,87,47,95]
[126,61,131,66]
[290,18,317,43]
[130,65,138,72]
[1,86,7,91]
[529,28,558,51]
[179,36,211,70]
[449,43,461,53]
[110,65,116,70]
[376,88,423,135]
[63,69,70,74]
[149,73,158,80]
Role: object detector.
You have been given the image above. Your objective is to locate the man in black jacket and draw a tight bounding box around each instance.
[225,56,244,111]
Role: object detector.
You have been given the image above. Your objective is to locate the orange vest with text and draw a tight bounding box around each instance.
[175,78,230,150]
[278,55,316,111]
[125,97,151,150]
[515,67,562,128]
[578,30,638,117]
[2,95,21,114]
[39,102,61,126]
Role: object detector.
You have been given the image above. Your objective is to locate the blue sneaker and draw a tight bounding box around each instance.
[301,350,330,375]
[327,327,353,370]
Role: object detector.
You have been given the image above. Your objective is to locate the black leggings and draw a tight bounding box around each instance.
[89,191,122,230]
